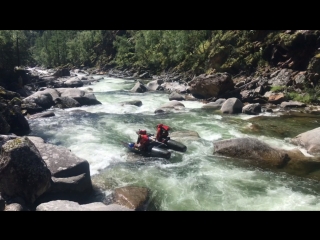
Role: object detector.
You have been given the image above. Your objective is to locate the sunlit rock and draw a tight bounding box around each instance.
[36,200,132,211]
[0,137,52,204]
[290,127,320,155]
[220,97,243,114]
[113,186,150,211]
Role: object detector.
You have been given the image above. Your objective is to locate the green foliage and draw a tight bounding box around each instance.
[286,85,320,104]
[0,30,317,84]
[33,30,112,68]
[270,86,286,92]
[286,92,314,103]
[0,30,34,69]
[113,30,212,73]
[113,34,136,68]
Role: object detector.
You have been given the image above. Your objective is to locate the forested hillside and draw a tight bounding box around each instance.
[1,30,320,77]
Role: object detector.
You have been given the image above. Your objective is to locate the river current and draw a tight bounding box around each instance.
[27,70,320,210]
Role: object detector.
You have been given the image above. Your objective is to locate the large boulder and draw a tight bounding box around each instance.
[154,100,185,114]
[213,137,290,169]
[213,137,320,180]
[168,92,185,101]
[21,91,54,114]
[161,81,188,94]
[0,113,11,134]
[290,127,320,155]
[63,77,84,88]
[220,97,243,114]
[0,89,30,134]
[27,136,92,202]
[38,88,60,101]
[131,81,147,93]
[5,104,29,134]
[0,137,52,204]
[242,103,261,115]
[188,73,234,99]
[56,88,101,106]
[113,186,150,211]
[54,97,81,109]
[146,80,164,91]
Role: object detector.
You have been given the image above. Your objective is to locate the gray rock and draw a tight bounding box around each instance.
[119,100,142,107]
[220,98,243,114]
[27,136,93,199]
[290,127,320,155]
[36,200,133,211]
[131,81,147,93]
[169,92,185,101]
[28,111,55,120]
[0,137,52,204]
[242,103,261,115]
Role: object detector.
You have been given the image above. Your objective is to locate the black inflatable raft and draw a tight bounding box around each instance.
[122,142,171,159]
[152,137,187,152]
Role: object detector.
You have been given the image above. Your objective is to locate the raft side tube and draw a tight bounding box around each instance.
[150,147,171,159]
[166,139,187,152]
[124,142,170,159]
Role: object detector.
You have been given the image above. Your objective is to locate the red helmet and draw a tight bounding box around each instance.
[137,129,147,135]
[157,124,163,128]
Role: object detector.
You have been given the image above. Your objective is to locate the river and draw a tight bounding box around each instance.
[26,70,320,210]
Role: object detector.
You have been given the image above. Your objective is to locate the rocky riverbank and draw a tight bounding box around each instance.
[1,64,320,211]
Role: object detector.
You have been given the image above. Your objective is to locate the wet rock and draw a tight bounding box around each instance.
[201,98,226,109]
[168,92,185,101]
[36,200,133,211]
[131,81,147,93]
[113,186,150,211]
[119,100,142,107]
[220,97,243,114]
[290,127,320,155]
[154,100,185,114]
[54,97,81,109]
[146,80,164,91]
[213,137,290,168]
[242,103,261,115]
[56,88,101,106]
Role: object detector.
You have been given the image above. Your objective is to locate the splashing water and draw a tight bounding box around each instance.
[27,74,320,210]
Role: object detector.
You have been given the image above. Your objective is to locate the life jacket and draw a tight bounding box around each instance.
[156,124,170,141]
[139,134,149,150]
[157,124,170,131]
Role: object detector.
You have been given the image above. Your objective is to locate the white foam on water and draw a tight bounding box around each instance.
[27,74,320,210]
